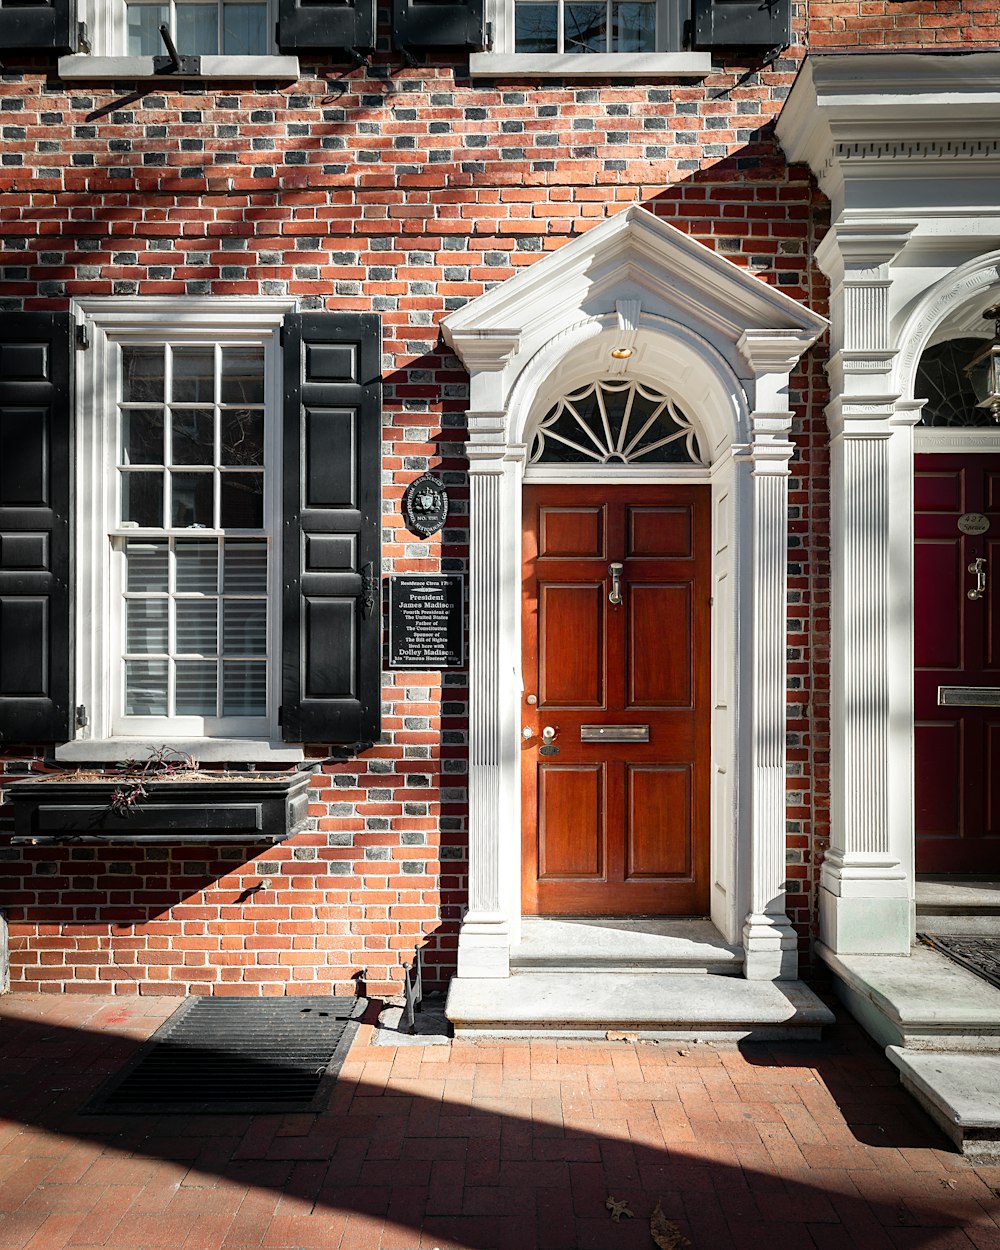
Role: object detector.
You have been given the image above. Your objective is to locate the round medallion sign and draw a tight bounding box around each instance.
[958,512,990,536]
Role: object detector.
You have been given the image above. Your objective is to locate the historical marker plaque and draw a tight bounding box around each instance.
[388,575,465,669]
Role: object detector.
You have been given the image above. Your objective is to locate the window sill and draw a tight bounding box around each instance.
[55,738,305,766]
[467,51,713,77]
[57,54,300,81]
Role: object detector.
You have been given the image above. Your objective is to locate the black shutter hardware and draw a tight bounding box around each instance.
[281,313,382,746]
[0,312,73,743]
[276,0,375,57]
[392,0,488,56]
[692,0,790,48]
[0,0,77,52]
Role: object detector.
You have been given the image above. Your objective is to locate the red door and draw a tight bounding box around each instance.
[521,485,711,915]
[914,454,1000,873]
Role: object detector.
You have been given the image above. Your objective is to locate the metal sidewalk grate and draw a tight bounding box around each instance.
[85,996,365,1115]
[920,933,1000,994]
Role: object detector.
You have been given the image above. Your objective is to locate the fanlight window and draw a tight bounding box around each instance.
[916,337,996,428]
[529,379,703,465]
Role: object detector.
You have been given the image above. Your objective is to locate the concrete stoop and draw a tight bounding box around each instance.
[445,971,834,1040]
[447,919,831,1040]
[819,878,1000,1155]
[887,1049,1000,1160]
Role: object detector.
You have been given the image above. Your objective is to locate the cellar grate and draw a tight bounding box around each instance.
[85,995,365,1115]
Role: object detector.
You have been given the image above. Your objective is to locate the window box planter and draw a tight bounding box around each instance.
[6,770,312,844]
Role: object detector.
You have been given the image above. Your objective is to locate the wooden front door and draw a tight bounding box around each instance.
[521,484,711,915]
[915,453,1000,873]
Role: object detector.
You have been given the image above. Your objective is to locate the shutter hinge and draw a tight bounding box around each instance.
[75,704,88,729]
[75,323,90,351]
[78,21,91,53]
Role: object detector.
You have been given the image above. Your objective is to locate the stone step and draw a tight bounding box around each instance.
[510,916,743,975]
[886,1048,1000,1159]
[818,941,1000,1052]
[445,972,833,1041]
[916,877,1000,918]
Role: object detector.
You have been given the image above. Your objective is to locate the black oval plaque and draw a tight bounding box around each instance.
[403,473,448,538]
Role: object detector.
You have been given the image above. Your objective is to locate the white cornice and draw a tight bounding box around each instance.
[777,52,1000,210]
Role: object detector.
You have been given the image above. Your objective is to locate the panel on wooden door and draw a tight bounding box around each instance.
[521,485,710,915]
[914,454,1000,873]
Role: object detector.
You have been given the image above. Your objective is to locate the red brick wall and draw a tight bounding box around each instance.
[5,0,981,994]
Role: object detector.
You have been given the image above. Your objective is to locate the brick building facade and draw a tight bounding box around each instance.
[1,0,998,1028]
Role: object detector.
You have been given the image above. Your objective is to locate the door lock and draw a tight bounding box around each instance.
[539,725,560,756]
[968,557,987,601]
[608,561,624,606]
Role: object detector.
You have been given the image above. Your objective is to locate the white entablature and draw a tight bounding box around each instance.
[441,205,826,984]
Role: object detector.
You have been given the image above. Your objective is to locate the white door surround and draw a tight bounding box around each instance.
[441,207,826,982]
[778,51,1000,956]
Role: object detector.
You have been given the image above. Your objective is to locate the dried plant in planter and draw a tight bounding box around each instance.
[109,747,200,818]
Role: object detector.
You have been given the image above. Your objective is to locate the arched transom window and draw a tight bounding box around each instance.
[529,379,704,465]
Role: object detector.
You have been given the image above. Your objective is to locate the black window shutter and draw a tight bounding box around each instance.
[281,312,381,746]
[276,0,375,54]
[0,0,76,51]
[392,0,487,52]
[0,312,72,743]
[692,0,790,47]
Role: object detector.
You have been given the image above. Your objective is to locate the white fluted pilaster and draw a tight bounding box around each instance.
[456,446,519,978]
[737,415,799,980]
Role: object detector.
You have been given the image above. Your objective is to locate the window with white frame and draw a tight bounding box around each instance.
[114,342,273,735]
[73,306,286,746]
[123,0,270,55]
[514,0,670,54]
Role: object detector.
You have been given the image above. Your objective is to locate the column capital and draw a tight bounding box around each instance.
[444,328,522,373]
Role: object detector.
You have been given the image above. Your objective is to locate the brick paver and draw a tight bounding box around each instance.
[0,995,998,1249]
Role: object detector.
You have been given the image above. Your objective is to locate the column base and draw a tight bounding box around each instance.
[819,886,912,955]
[742,912,799,981]
[456,911,511,979]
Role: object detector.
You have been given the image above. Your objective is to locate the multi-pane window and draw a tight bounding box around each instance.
[514,0,656,53]
[125,0,269,55]
[114,342,272,731]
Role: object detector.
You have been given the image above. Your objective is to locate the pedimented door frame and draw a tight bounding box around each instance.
[441,206,826,982]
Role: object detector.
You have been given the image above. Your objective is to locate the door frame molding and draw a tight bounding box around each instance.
[442,207,826,981]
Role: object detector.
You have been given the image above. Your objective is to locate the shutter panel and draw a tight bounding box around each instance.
[692,0,790,47]
[0,0,76,51]
[392,0,487,52]
[282,313,381,745]
[276,0,375,54]
[0,312,72,743]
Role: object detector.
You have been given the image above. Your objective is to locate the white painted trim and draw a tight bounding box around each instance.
[780,50,1000,957]
[468,52,711,76]
[443,212,823,983]
[68,296,297,752]
[914,428,1000,453]
[55,738,305,764]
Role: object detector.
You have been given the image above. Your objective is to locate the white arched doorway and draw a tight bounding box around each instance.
[442,206,826,986]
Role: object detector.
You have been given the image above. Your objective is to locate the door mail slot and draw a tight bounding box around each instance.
[938,686,1000,707]
[580,725,650,743]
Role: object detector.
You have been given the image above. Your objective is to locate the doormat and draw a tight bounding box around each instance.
[85,995,365,1115]
[919,933,1000,994]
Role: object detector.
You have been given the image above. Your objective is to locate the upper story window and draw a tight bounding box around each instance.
[124,0,270,55]
[514,0,667,55]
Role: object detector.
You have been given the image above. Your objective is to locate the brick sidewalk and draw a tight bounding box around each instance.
[0,994,998,1250]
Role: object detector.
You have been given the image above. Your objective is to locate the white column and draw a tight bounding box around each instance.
[446,330,523,980]
[735,332,822,980]
[458,447,515,978]
[817,224,913,955]
[739,418,799,978]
